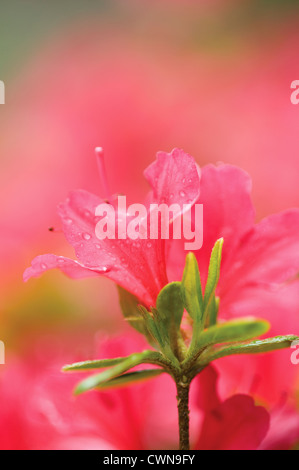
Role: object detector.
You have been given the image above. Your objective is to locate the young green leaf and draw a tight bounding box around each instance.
[181,252,203,321]
[138,305,166,349]
[203,238,223,313]
[156,282,184,330]
[117,286,149,338]
[197,335,299,367]
[206,296,220,327]
[74,350,162,395]
[186,240,223,360]
[62,357,128,372]
[195,317,270,351]
[94,369,165,390]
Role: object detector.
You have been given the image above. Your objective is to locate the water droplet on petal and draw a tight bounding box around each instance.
[147,242,152,248]
[41,263,47,270]
[100,266,110,273]
[82,233,91,240]
[58,258,65,264]
[64,218,73,225]
[180,191,186,197]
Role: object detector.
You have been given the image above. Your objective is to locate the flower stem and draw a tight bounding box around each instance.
[176,378,191,450]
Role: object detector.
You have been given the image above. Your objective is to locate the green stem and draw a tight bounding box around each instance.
[176,378,191,450]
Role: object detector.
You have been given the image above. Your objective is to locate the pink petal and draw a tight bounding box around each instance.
[168,164,255,283]
[259,404,299,450]
[221,209,299,294]
[23,254,107,282]
[57,189,166,306]
[196,394,270,450]
[197,164,255,285]
[25,150,202,306]
[194,365,220,412]
[144,148,201,209]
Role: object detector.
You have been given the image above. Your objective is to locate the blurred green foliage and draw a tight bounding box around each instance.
[0,0,298,80]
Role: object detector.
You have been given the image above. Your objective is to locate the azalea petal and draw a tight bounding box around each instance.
[57,189,165,306]
[196,164,255,284]
[23,254,106,282]
[259,404,299,450]
[221,209,299,294]
[168,164,255,283]
[194,365,220,412]
[195,394,269,450]
[144,148,201,210]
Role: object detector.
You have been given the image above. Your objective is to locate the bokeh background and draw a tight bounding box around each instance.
[0,0,299,449]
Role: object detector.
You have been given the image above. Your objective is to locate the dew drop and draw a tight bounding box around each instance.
[179,191,186,197]
[64,218,73,225]
[101,266,109,273]
[147,242,152,248]
[41,263,47,270]
[82,233,91,240]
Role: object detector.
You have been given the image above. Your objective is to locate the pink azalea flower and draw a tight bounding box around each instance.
[23,148,299,447]
[24,150,299,407]
[24,149,200,307]
[0,332,272,450]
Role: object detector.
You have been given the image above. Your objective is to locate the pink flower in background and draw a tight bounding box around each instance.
[24,149,200,307]
[0,333,274,450]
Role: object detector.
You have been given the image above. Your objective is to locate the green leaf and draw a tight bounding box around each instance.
[186,240,223,360]
[203,238,223,313]
[117,286,149,338]
[137,305,181,366]
[196,317,270,351]
[197,335,299,367]
[94,369,165,390]
[206,296,219,327]
[156,282,184,330]
[62,357,128,372]
[138,305,166,349]
[74,350,161,395]
[181,252,204,321]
